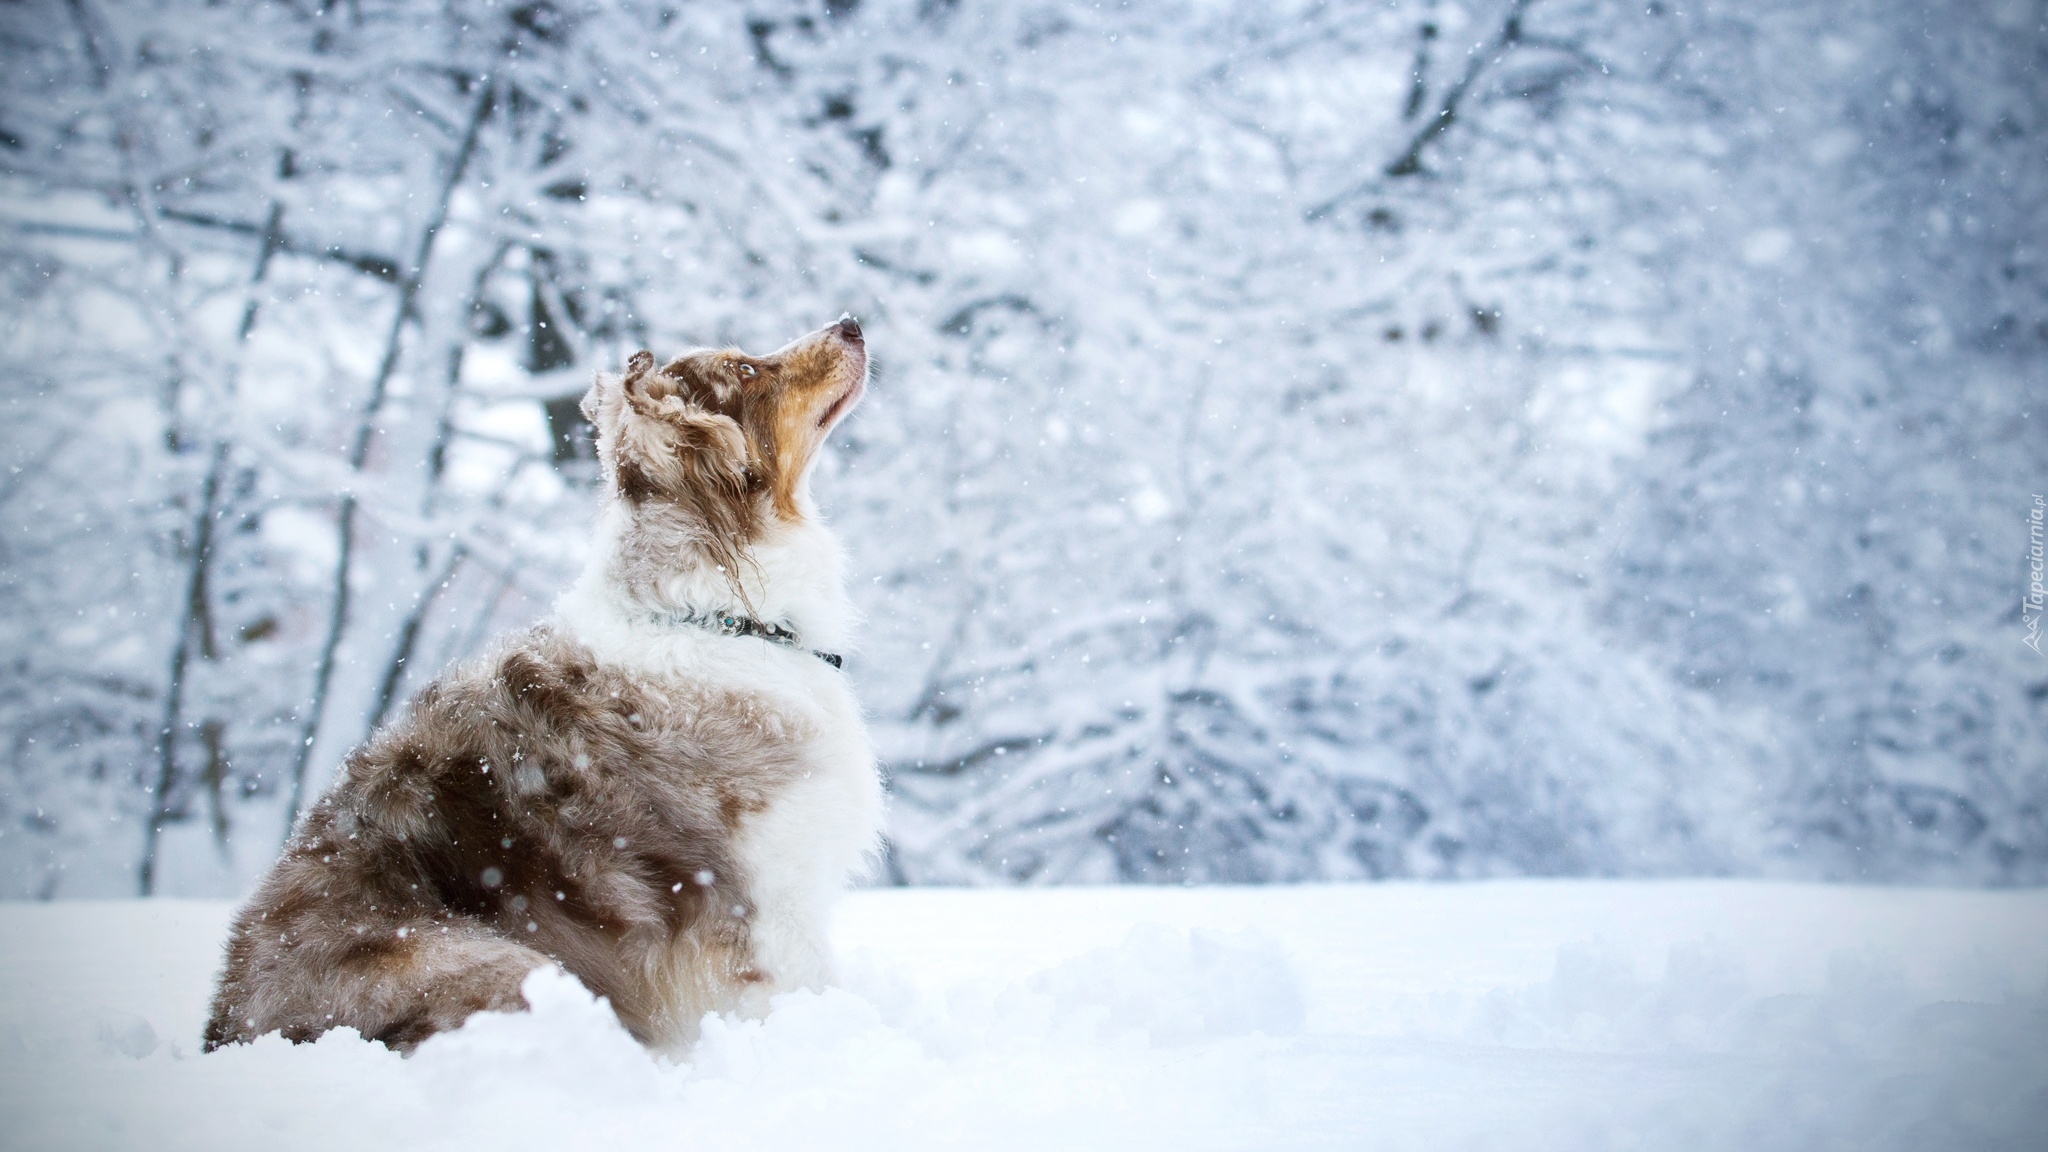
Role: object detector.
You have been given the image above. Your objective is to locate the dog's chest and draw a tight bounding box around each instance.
[726,663,880,896]
[618,645,880,918]
[675,657,880,997]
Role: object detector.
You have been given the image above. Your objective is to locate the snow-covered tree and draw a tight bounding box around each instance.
[3,0,2042,895]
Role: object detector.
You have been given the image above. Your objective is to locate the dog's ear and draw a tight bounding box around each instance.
[622,349,680,408]
[610,383,757,587]
[581,349,655,427]
[617,403,749,505]
[609,353,751,509]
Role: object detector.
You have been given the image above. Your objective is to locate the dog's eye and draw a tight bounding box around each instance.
[734,363,756,379]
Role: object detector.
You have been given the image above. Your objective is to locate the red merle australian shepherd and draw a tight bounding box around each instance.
[206,317,881,1054]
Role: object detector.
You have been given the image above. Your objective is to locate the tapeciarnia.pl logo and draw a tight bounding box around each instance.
[2027,494,2045,655]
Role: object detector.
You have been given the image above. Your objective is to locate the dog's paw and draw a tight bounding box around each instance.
[370,939,549,1051]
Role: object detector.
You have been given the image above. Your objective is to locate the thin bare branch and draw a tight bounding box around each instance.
[284,78,496,833]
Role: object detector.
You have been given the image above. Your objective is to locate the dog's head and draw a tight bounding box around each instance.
[581,316,867,573]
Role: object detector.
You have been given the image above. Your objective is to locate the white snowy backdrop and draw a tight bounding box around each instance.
[1,0,2043,898]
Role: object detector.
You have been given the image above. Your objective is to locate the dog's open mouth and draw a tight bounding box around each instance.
[816,379,864,429]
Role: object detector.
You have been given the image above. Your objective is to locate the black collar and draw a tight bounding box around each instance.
[647,605,843,669]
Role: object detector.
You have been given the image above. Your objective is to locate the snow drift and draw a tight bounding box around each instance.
[3,882,2044,1151]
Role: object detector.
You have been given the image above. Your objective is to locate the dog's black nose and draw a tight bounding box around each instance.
[835,313,862,342]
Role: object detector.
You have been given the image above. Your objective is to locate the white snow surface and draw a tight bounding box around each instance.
[3,882,2044,1151]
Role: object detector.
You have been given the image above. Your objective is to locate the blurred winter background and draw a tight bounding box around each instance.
[1,0,2042,899]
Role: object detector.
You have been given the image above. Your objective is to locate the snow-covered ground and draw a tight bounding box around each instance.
[3,882,2044,1151]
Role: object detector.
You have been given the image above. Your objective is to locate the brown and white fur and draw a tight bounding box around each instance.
[205,317,881,1054]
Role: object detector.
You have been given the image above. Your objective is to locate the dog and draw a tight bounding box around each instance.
[204,316,882,1054]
